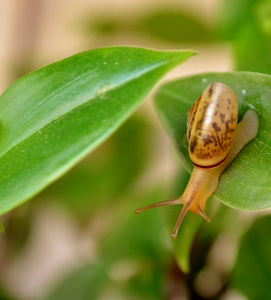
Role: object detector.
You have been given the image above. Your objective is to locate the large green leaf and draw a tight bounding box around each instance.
[0,46,195,214]
[154,72,271,211]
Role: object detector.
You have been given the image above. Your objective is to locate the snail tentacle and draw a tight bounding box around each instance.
[134,197,181,214]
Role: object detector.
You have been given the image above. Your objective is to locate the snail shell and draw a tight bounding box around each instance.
[187,82,238,168]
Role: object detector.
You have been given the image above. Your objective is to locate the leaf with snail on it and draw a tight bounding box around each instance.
[154,72,271,211]
[0,46,196,215]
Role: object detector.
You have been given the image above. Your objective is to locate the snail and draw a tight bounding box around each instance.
[135,82,259,239]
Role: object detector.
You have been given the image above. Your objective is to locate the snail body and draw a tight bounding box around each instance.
[135,82,259,238]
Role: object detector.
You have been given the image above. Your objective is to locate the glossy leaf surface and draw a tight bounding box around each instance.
[0,47,195,214]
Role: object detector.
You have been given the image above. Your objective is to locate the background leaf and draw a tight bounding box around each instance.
[44,264,109,300]
[215,0,256,40]
[154,72,271,211]
[0,46,195,215]
[84,8,213,45]
[216,0,271,74]
[230,215,271,300]
[139,10,214,43]
[234,24,271,74]
[45,188,170,300]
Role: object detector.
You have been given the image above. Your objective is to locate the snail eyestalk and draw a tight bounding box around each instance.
[198,206,211,223]
[171,201,191,239]
[134,197,181,215]
[170,202,211,239]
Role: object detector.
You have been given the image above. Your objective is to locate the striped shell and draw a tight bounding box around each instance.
[187,82,238,168]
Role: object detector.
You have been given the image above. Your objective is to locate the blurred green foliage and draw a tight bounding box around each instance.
[0,289,17,300]
[45,265,109,300]
[138,10,214,43]
[234,23,271,74]
[231,215,271,300]
[0,220,4,233]
[1,1,271,300]
[87,8,213,44]
[217,0,271,74]
[45,188,171,300]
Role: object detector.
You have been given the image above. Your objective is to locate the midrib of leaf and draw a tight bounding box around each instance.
[22,68,99,122]
[158,87,192,104]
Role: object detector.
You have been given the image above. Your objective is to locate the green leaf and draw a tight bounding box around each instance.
[0,46,195,215]
[230,215,271,300]
[154,72,271,211]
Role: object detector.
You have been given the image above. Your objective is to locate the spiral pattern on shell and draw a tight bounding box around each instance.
[187,82,238,168]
